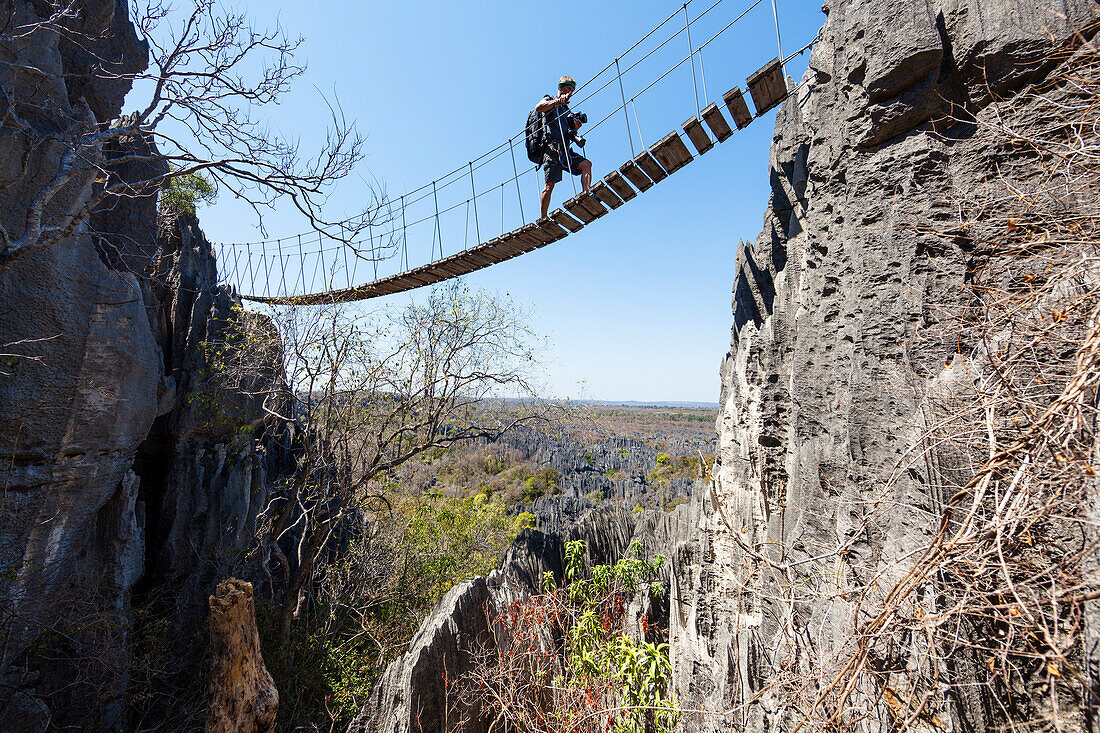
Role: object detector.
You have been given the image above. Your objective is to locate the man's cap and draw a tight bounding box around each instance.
[558,76,576,90]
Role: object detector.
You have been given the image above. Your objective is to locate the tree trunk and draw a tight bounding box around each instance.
[279,515,334,641]
[206,579,278,733]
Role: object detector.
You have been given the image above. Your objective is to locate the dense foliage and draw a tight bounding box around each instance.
[451,540,679,732]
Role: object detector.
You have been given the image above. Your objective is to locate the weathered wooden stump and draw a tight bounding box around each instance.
[205,579,278,733]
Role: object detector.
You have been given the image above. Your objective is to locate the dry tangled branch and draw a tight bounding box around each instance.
[0,0,386,275]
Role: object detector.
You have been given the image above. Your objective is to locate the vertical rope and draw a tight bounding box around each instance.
[309,233,321,293]
[684,4,701,119]
[244,250,254,297]
[264,244,277,297]
[509,137,526,225]
[370,225,378,279]
[468,163,481,244]
[400,195,408,270]
[342,238,350,290]
[259,242,268,297]
[770,0,784,68]
[631,100,646,150]
[432,180,443,259]
[277,239,288,297]
[228,246,241,294]
[349,237,360,286]
[296,235,306,296]
[500,183,505,237]
[463,199,471,250]
[616,58,635,157]
[698,44,709,105]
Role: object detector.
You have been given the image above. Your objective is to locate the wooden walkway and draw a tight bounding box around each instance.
[243,58,789,306]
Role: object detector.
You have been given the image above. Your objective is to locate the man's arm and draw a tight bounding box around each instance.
[535,93,569,114]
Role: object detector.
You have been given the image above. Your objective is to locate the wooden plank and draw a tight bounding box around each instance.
[591,181,624,209]
[652,132,692,173]
[378,281,401,292]
[574,193,607,219]
[435,259,467,277]
[666,132,694,169]
[720,89,751,131]
[702,102,734,141]
[494,235,527,256]
[605,171,638,201]
[538,218,569,238]
[382,277,412,293]
[461,250,496,267]
[395,272,422,287]
[523,223,554,245]
[534,220,564,241]
[650,133,680,173]
[619,160,653,192]
[417,268,446,283]
[471,245,507,264]
[562,197,596,224]
[395,275,426,291]
[424,269,451,284]
[510,228,543,249]
[412,268,443,284]
[746,58,787,116]
[682,116,713,154]
[450,257,481,275]
[550,208,585,232]
[482,239,516,261]
[634,150,667,182]
[488,243,519,261]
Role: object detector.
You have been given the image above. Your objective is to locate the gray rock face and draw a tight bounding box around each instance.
[135,216,286,629]
[0,2,284,725]
[353,501,693,732]
[672,1,1100,731]
[0,2,159,726]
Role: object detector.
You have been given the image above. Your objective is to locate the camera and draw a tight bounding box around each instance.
[569,111,587,125]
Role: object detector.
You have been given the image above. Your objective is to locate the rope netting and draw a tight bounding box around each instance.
[213,0,814,304]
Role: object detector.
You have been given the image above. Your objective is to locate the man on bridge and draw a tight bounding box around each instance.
[537,76,592,219]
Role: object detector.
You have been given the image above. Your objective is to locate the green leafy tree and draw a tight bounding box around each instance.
[160,169,217,217]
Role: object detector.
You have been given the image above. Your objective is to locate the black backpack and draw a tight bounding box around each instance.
[525,106,548,164]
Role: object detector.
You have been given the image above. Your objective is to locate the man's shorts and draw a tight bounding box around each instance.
[543,147,588,185]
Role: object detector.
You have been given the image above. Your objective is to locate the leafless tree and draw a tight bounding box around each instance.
[0,0,386,273]
[210,281,552,640]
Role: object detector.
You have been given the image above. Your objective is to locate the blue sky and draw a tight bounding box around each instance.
[176,0,825,403]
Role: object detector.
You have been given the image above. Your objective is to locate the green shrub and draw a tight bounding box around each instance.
[469,540,678,731]
[522,466,560,502]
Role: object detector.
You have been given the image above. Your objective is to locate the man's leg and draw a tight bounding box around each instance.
[579,159,592,194]
[540,181,554,219]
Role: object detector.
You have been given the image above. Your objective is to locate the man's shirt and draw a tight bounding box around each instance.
[542,94,576,148]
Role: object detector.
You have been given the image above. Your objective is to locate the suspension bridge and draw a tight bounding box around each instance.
[214,0,815,306]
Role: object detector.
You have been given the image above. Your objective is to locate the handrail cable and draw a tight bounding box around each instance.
[220,0,769,252]
[216,0,763,247]
[215,1,820,304]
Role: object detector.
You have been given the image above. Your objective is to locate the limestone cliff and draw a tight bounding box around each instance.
[672,1,1100,731]
[0,1,283,727]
